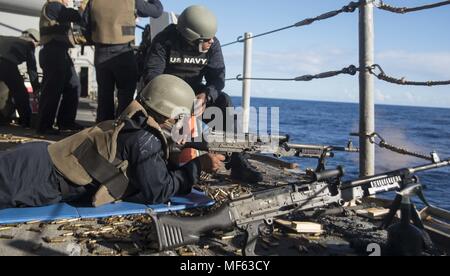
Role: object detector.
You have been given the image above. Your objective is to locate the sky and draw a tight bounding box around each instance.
[0,1,448,108]
[141,0,450,108]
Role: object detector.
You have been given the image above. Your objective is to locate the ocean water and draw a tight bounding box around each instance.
[231,97,450,210]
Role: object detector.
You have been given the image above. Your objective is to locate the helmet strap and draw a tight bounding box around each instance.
[136,96,166,124]
[147,108,168,125]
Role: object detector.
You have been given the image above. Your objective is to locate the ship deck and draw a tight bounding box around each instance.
[0,99,449,256]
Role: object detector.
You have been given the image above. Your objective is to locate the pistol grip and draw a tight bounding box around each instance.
[151,205,234,251]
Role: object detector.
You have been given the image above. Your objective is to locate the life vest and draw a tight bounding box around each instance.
[39,0,76,47]
[48,101,169,207]
[90,0,136,44]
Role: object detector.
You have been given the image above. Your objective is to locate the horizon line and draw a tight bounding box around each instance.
[227,95,450,110]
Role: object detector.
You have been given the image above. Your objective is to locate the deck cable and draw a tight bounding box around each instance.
[375,0,450,14]
[368,64,450,86]
[222,1,362,47]
[227,65,360,82]
[351,132,438,162]
[227,64,450,86]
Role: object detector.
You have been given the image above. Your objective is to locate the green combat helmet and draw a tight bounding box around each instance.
[139,75,195,119]
[22,29,40,43]
[177,5,218,44]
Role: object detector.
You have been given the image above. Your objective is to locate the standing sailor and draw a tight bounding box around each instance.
[0,29,40,128]
[82,0,163,122]
[37,0,83,135]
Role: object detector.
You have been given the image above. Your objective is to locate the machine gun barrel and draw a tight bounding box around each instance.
[341,159,450,193]
[285,143,359,153]
[279,142,358,171]
[410,159,450,174]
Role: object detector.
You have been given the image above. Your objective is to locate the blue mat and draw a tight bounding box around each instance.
[0,189,215,225]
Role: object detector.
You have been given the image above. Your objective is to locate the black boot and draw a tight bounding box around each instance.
[18,117,31,129]
[228,153,263,184]
[36,127,60,136]
[58,122,85,132]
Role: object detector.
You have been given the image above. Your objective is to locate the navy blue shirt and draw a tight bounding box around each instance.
[115,112,201,204]
[144,24,226,103]
[0,113,201,209]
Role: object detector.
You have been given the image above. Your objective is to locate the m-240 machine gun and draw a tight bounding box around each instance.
[151,159,450,255]
[172,131,359,171]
